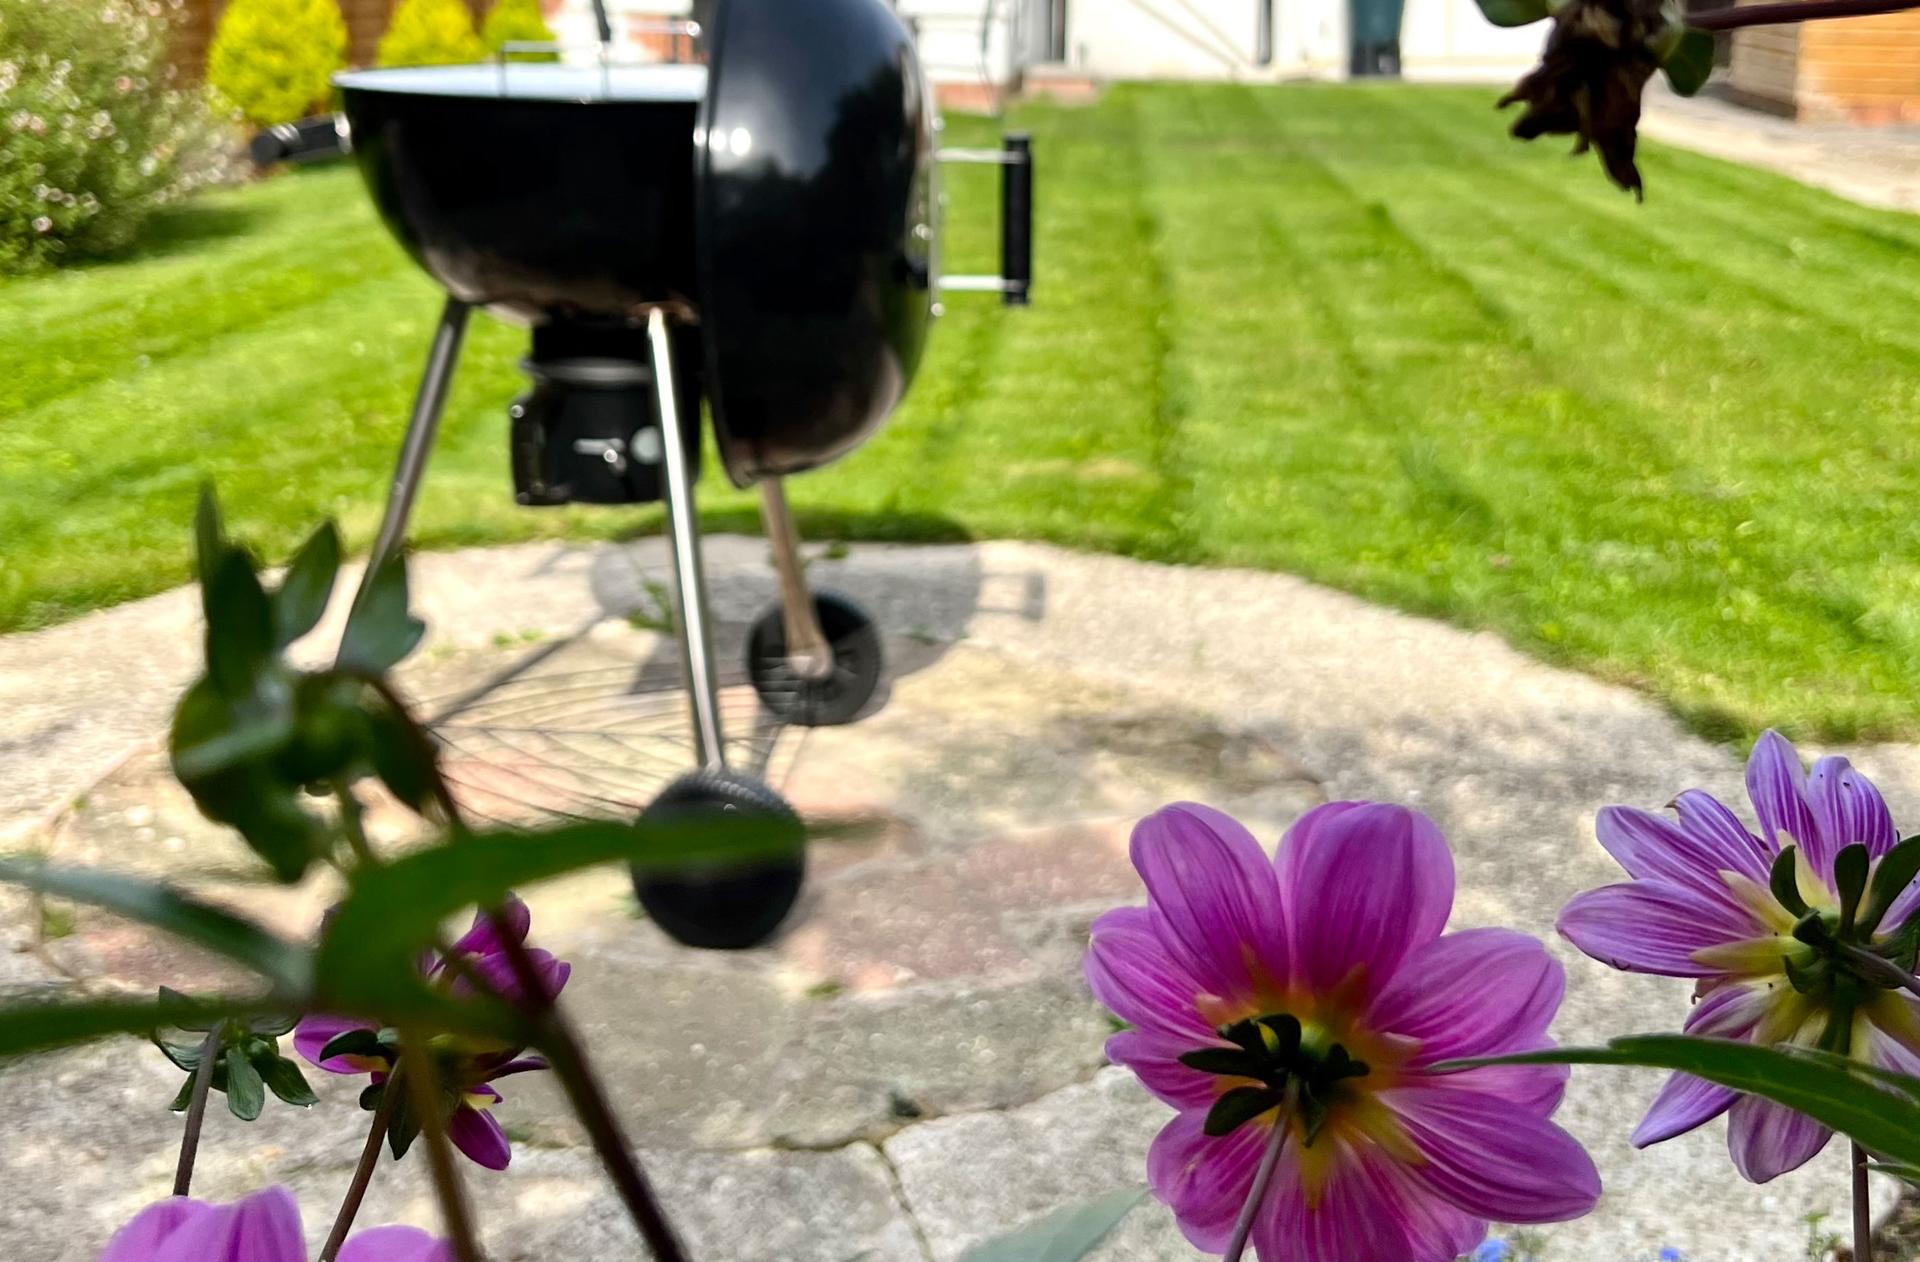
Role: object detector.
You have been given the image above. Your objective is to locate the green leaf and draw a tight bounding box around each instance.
[1473,0,1551,25]
[1837,844,1870,933]
[1178,1047,1267,1078]
[1204,1085,1280,1137]
[338,557,426,676]
[1661,28,1715,97]
[249,1012,298,1037]
[224,1046,265,1120]
[274,523,341,649]
[387,1087,421,1160]
[0,996,258,1059]
[314,817,807,1018]
[169,1073,197,1113]
[1441,1035,1920,1166]
[170,675,297,784]
[258,1053,318,1107]
[1862,836,1920,936]
[365,700,439,815]
[152,1032,208,1073]
[957,1189,1145,1262]
[1771,846,1809,917]
[319,1028,387,1064]
[0,858,310,995]
[204,548,276,699]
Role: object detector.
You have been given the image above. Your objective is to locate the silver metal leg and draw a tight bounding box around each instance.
[350,297,471,613]
[757,479,835,682]
[647,308,727,772]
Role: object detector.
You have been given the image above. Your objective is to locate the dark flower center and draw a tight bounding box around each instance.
[1180,1013,1369,1142]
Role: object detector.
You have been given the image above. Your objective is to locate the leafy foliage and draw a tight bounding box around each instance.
[957,1190,1144,1262]
[378,0,487,69]
[0,0,229,272]
[481,0,559,59]
[154,999,315,1120]
[1471,0,1552,26]
[207,0,347,128]
[169,490,434,883]
[1447,1035,1920,1167]
[1660,29,1715,98]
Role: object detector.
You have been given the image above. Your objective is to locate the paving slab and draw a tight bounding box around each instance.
[3,536,1915,1260]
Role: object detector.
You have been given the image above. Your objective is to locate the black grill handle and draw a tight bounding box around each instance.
[590,0,614,48]
[1000,132,1033,307]
[249,115,349,168]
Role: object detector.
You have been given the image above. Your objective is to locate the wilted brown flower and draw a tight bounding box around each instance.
[1498,0,1674,199]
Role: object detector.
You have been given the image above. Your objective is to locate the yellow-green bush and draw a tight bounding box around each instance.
[0,0,229,271]
[378,0,487,68]
[482,0,558,58]
[206,0,346,129]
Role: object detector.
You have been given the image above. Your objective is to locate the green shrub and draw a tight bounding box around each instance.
[482,0,558,59]
[0,0,230,272]
[207,0,347,130]
[379,0,487,68]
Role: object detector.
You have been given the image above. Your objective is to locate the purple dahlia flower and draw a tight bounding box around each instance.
[295,895,570,1170]
[1559,729,1920,1183]
[98,1186,450,1262]
[1086,801,1599,1262]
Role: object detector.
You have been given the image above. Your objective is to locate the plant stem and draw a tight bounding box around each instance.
[1854,1140,1875,1262]
[1837,942,1920,999]
[172,1028,221,1196]
[1691,0,1920,30]
[319,1072,404,1262]
[1223,1082,1299,1262]
[398,1032,483,1262]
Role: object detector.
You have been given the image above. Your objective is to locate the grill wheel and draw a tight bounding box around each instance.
[630,768,807,949]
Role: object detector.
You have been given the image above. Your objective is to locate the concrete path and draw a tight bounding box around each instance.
[1,537,1910,1261]
[1644,80,1920,212]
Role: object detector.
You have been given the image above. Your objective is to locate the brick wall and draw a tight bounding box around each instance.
[1731,4,1920,123]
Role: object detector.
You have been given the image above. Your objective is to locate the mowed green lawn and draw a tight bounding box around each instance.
[6,83,1920,743]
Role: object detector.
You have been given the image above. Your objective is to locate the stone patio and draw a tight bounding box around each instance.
[1,535,1911,1261]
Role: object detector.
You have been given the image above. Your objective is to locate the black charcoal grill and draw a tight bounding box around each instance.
[315,0,1035,950]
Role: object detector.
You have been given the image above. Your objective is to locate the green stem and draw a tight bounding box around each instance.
[1223,1081,1298,1262]
[398,1032,483,1262]
[171,1028,221,1196]
[319,1072,403,1262]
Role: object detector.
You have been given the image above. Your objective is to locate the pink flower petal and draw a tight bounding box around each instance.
[1807,756,1896,858]
[447,896,531,962]
[1727,1094,1831,1183]
[1557,881,1760,977]
[1386,1085,1602,1223]
[152,1186,305,1262]
[1276,802,1453,999]
[98,1197,209,1262]
[448,946,570,1005]
[1369,927,1564,1066]
[1104,1029,1219,1110]
[293,1014,379,1073]
[1672,789,1775,874]
[1746,730,1826,873]
[338,1226,455,1262]
[448,1104,513,1171]
[1634,1070,1736,1147]
[1084,906,1211,1038]
[1146,1110,1270,1252]
[1631,981,1767,1147]
[1597,805,1768,895]
[1254,1140,1481,1262]
[1129,804,1287,1004]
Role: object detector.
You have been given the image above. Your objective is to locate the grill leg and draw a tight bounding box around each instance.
[349,297,471,614]
[758,479,834,682]
[647,307,727,771]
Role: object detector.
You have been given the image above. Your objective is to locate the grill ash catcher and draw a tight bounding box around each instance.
[312,0,1035,949]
